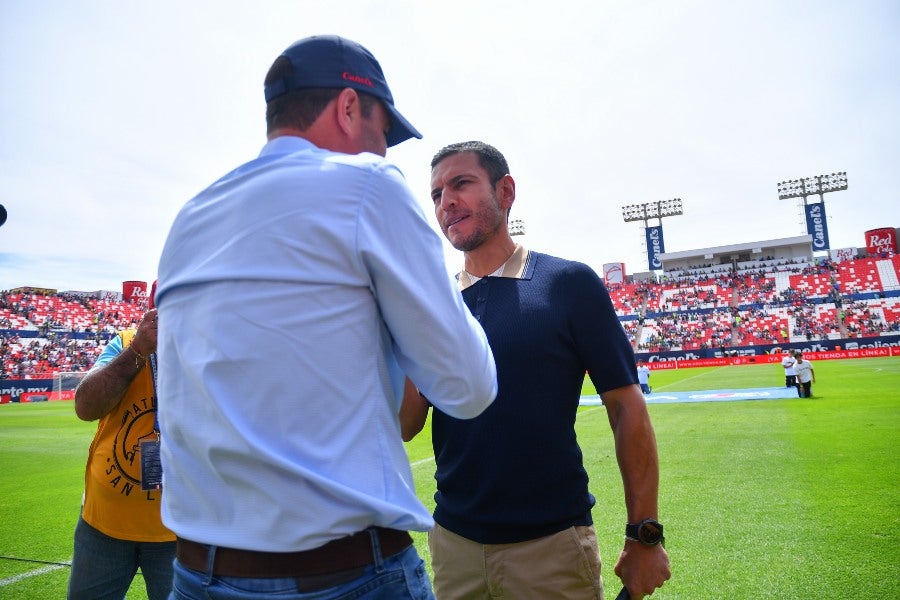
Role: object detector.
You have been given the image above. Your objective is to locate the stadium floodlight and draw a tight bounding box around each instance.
[621,199,683,224]
[622,199,683,272]
[777,171,847,202]
[659,198,684,217]
[509,219,526,236]
[777,171,846,251]
[621,204,647,222]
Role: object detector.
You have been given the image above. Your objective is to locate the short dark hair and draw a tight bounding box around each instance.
[431,141,510,186]
[264,55,378,134]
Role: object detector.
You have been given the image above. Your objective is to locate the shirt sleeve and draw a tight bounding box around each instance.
[354,163,497,419]
[565,262,639,393]
[90,332,124,370]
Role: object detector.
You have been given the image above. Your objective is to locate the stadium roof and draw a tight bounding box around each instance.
[660,235,813,261]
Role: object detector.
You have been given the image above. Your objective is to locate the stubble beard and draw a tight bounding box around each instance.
[449,198,505,253]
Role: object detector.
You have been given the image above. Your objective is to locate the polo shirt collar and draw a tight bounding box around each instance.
[457,245,531,291]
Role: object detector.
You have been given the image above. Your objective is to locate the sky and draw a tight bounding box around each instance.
[1,0,898,293]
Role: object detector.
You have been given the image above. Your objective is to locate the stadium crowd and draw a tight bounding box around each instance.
[1,289,146,380]
[2,255,898,377]
[0,333,101,379]
[606,254,899,353]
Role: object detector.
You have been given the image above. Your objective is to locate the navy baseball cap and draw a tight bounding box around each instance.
[264,35,422,147]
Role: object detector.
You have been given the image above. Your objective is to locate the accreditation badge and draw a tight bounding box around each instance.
[140,438,163,491]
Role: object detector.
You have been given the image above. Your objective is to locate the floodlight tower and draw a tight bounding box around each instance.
[509,219,526,237]
[621,198,683,271]
[777,171,847,252]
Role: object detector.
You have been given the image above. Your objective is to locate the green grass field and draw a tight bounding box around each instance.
[1,358,898,598]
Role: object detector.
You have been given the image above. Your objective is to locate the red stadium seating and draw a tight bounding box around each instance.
[838,258,883,295]
[4,256,899,378]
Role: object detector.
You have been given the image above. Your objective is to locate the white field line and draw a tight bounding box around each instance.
[0,561,69,587]
[410,455,435,468]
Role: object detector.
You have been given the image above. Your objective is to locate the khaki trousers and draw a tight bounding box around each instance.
[428,523,603,600]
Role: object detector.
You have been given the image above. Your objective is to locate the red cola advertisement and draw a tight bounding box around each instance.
[122,280,148,303]
[865,227,898,255]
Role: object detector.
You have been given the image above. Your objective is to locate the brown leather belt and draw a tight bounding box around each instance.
[176,527,413,582]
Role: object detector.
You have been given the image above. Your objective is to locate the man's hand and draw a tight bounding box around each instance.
[614,541,671,598]
[131,309,158,357]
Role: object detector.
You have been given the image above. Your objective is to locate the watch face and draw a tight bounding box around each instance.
[639,520,664,544]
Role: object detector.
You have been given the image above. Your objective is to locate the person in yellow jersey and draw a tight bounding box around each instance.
[68,284,174,600]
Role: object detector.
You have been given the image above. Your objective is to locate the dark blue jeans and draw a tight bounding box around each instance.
[169,537,433,599]
[67,515,175,600]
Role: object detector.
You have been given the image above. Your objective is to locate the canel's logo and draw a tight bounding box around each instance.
[809,205,825,249]
[342,72,374,88]
[647,227,664,269]
[805,203,829,250]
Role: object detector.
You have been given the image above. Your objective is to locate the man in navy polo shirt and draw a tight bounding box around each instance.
[404,141,670,599]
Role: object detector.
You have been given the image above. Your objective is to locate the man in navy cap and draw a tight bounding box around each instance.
[156,35,497,599]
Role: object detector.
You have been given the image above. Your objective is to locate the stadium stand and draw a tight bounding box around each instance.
[2,256,898,381]
[841,298,900,337]
[1,290,147,380]
[789,272,835,299]
[629,255,899,352]
[606,282,651,317]
[837,257,898,295]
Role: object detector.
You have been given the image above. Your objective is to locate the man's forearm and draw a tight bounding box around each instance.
[74,346,144,421]
[604,384,671,596]
[603,385,661,520]
[614,411,660,521]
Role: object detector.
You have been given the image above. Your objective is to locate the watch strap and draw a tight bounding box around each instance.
[625,519,664,546]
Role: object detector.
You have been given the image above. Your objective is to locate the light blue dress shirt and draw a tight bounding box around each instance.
[155,137,496,552]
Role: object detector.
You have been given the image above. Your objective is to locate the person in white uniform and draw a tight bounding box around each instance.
[793,352,816,398]
[781,349,797,388]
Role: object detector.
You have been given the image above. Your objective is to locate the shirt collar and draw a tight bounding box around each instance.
[457,245,530,291]
[258,135,318,158]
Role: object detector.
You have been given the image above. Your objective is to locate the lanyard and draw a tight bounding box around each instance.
[148,352,159,433]
[141,351,163,491]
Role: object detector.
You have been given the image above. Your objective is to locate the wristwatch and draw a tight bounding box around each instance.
[625,519,665,546]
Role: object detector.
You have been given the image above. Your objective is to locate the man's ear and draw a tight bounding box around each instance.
[497,174,516,211]
[335,88,361,137]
